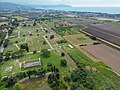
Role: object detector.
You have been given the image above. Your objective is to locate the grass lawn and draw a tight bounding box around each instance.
[3,22,49,53]
[20,51,70,73]
[64,33,95,45]
[1,50,70,77]
[21,78,51,90]
[0,60,20,77]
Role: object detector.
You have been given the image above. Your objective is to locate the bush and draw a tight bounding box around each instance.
[93,42,100,45]
[64,76,71,82]
[20,43,29,52]
[50,35,54,39]
[57,40,67,44]
[33,50,36,54]
[90,36,97,40]
[61,52,65,57]
[79,44,86,46]
[43,41,47,45]
[41,49,50,58]
[4,39,9,48]
[15,41,18,44]
[60,59,67,66]
[13,83,22,90]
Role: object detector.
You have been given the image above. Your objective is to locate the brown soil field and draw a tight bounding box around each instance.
[83,26,120,46]
[83,44,120,74]
[65,18,120,46]
[0,22,8,25]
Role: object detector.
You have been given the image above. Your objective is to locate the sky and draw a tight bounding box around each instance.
[0,0,120,7]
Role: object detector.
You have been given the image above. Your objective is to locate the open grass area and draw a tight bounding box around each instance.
[3,23,51,54]
[63,45,120,89]
[0,60,20,77]
[1,50,70,77]
[21,78,51,90]
[2,14,27,20]
[64,33,95,45]
[53,26,79,36]
[76,37,86,41]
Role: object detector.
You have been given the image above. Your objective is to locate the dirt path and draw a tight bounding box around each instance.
[14,44,20,50]
[43,35,54,50]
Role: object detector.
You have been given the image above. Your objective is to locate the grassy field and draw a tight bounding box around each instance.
[1,21,71,78]
[3,23,51,54]
[63,45,120,89]
[2,14,27,20]
[1,50,70,77]
[64,33,95,45]
[2,18,120,90]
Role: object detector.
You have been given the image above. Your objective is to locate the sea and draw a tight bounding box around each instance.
[36,7,120,14]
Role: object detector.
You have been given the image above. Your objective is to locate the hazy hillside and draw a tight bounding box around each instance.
[0,2,34,11]
[28,4,72,9]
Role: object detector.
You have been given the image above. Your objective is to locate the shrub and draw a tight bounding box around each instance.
[43,41,47,45]
[60,59,67,66]
[61,52,65,57]
[41,49,50,58]
[50,35,54,39]
[33,50,36,54]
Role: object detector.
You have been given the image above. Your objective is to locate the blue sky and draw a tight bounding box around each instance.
[0,0,120,7]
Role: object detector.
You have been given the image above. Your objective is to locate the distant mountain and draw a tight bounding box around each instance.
[29,4,72,9]
[0,2,34,11]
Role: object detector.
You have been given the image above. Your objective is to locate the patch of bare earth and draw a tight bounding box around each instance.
[83,44,120,74]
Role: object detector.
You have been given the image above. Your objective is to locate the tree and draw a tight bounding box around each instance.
[4,39,9,48]
[20,43,29,52]
[33,50,36,54]
[23,72,27,78]
[61,52,65,57]
[60,59,67,66]
[33,22,37,26]
[27,70,33,79]
[41,49,50,58]
[50,35,54,39]
[13,83,22,90]
[5,52,11,61]
[36,29,38,32]
[15,41,18,44]
[26,46,29,52]
[90,36,97,40]
[43,41,47,45]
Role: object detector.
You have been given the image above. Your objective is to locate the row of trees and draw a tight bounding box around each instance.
[0,68,46,88]
[66,53,96,90]
[47,67,67,90]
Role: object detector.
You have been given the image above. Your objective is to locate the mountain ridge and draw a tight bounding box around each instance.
[0,2,34,11]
